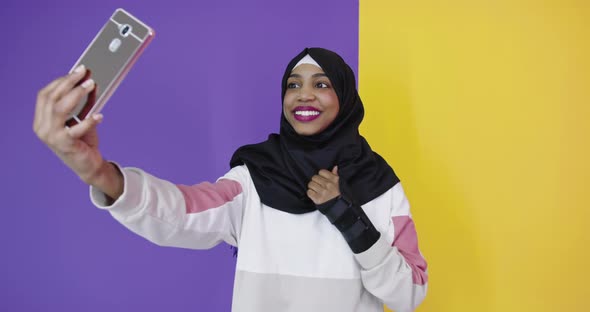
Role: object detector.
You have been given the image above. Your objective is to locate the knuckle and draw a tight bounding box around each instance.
[52,101,65,114]
[47,133,65,149]
[41,136,52,146]
[47,90,59,103]
[45,135,55,147]
[35,126,48,140]
[37,89,46,101]
[41,89,53,103]
[55,97,74,114]
[70,88,86,105]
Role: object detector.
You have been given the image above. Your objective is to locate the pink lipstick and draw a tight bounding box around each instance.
[293,106,321,122]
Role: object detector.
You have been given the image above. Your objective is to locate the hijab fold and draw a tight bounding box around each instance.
[230,48,399,214]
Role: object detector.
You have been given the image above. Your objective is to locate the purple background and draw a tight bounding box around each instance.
[0,0,358,310]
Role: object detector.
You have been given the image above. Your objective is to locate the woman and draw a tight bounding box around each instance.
[34,47,427,312]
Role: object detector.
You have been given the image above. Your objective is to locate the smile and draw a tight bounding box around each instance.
[295,111,320,116]
[293,106,321,122]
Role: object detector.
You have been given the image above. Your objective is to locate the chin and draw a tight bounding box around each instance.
[294,128,320,136]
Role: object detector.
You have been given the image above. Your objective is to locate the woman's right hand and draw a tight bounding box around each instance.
[33,65,123,200]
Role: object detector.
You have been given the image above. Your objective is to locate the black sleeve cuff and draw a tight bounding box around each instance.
[316,195,380,254]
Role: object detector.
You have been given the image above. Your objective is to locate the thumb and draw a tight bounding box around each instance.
[68,113,103,139]
[332,165,338,176]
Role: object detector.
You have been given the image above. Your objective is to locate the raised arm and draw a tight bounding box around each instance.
[33,65,123,201]
[90,165,248,249]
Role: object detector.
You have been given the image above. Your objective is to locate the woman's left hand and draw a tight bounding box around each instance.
[307,166,341,205]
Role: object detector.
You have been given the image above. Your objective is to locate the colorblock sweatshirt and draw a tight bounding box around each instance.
[90,164,428,312]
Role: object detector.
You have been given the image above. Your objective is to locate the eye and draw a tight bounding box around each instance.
[315,82,330,88]
[287,82,300,89]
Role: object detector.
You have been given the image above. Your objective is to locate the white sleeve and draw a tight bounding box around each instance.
[90,164,249,249]
[353,183,428,312]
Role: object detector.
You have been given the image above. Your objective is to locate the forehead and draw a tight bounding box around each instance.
[290,63,324,76]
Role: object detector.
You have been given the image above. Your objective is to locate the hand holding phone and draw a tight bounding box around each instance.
[34,67,122,198]
[33,8,154,199]
[67,8,155,127]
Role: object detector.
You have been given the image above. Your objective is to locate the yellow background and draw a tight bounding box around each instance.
[359,1,589,311]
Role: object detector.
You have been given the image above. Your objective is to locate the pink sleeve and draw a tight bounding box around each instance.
[392,216,428,285]
[177,179,242,214]
[354,183,428,312]
[93,165,248,250]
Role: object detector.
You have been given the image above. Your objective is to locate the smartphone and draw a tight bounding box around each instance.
[66,8,155,127]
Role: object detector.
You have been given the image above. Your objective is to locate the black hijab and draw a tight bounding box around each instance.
[230,47,399,214]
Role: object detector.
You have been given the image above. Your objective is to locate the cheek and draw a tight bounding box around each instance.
[283,93,298,113]
[284,91,296,102]
[324,93,340,115]
[282,99,292,120]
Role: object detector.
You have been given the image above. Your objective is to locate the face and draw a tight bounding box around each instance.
[283,64,340,136]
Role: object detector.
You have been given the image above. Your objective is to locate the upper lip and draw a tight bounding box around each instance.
[293,106,321,112]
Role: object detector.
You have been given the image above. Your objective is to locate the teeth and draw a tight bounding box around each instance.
[295,111,320,116]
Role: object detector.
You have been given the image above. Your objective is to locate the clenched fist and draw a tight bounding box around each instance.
[307,166,341,205]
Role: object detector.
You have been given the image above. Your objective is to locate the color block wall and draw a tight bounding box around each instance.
[359,1,589,311]
[2,0,588,311]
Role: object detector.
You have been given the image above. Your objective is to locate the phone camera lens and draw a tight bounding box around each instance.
[120,24,132,37]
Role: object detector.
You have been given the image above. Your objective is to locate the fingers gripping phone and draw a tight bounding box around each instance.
[66,8,155,127]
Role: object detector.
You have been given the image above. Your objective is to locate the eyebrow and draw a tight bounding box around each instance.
[288,73,328,78]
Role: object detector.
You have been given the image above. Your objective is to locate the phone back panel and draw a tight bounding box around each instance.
[67,9,154,126]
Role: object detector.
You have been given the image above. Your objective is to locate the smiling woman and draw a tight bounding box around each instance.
[33,46,427,312]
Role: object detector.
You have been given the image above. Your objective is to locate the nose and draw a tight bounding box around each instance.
[297,85,316,102]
